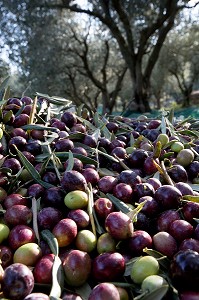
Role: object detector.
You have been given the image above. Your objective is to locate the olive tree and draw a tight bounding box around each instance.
[47,0,199,112]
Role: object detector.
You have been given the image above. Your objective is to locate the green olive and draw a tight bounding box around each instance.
[64,190,88,209]
[130,256,159,284]
[141,274,167,293]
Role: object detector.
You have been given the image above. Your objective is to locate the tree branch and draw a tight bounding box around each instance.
[111,0,135,57]
[109,66,128,107]
[144,4,180,82]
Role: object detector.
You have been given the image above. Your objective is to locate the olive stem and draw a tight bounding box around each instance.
[160,160,174,186]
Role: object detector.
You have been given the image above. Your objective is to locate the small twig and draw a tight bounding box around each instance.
[160,160,174,186]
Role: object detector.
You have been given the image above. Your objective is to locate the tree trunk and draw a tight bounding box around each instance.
[156,92,162,110]
[102,91,110,114]
[129,63,151,113]
[182,93,190,107]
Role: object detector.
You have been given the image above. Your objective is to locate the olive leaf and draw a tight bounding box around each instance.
[77,115,97,131]
[106,193,132,214]
[168,108,174,124]
[65,150,74,171]
[49,255,64,299]
[86,183,104,235]
[21,124,59,132]
[93,112,112,139]
[69,132,85,140]
[32,197,40,243]
[35,92,72,106]
[15,147,54,189]
[15,103,26,117]
[143,248,170,270]
[3,110,13,124]
[77,103,85,117]
[97,168,119,177]
[94,148,118,163]
[75,282,92,300]
[134,285,169,300]
[86,183,96,237]
[160,115,167,135]
[7,167,25,194]
[56,152,97,165]
[92,128,101,142]
[182,195,199,203]
[124,257,140,277]
[29,96,38,125]
[153,141,162,159]
[178,129,199,138]
[41,230,59,256]
[130,133,135,147]
[127,201,148,222]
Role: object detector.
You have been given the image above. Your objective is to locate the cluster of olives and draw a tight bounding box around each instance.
[0,95,199,300]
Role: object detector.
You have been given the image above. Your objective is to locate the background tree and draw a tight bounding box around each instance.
[51,0,199,112]
[166,23,199,106]
[0,0,199,113]
[0,1,128,113]
[0,59,10,82]
[64,19,127,114]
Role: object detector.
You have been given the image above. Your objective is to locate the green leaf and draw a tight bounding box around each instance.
[93,112,112,139]
[95,149,118,162]
[97,168,119,177]
[65,150,74,171]
[143,248,170,270]
[3,85,10,101]
[153,141,162,159]
[124,257,140,276]
[193,218,199,224]
[178,129,199,138]
[182,195,199,203]
[130,133,135,147]
[86,183,96,237]
[168,108,174,124]
[7,167,25,194]
[15,103,26,117]
[161,115,167,134]
[50,255,64,298]
[41,229,59,256]
[21,124,59,132]
[15,147,54,189]
[3,110,13,124]
[106,193,132,214]
[69,132,85,140]
[36,92,72,106]
[127,201,148,222]
[92,128,101,142]
[75,282,92,300]
[32,197,40,243]
[77,115,97,131]
[162,140,179,150]
[77,103,85,117]
[134,285,169,300]
[41,132,59,146]
[55,152,97,166]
